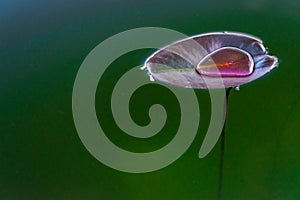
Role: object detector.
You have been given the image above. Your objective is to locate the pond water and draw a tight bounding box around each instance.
[1,0,300,199]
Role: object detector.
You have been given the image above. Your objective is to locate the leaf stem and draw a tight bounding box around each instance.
[217,87,232,200]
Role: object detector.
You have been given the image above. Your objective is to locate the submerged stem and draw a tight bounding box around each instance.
[217,87,232,200]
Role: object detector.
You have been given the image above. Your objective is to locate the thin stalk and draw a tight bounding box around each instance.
[217,87,232,200]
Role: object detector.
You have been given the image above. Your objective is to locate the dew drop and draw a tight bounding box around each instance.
[196,47,254,77]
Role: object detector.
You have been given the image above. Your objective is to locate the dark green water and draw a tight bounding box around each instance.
[1,0,300,199]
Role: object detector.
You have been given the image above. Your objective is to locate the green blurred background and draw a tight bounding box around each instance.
[1,0,299,199]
